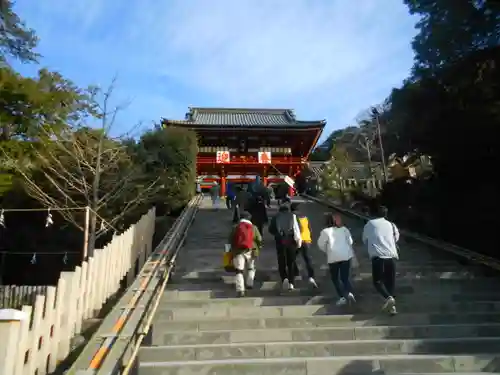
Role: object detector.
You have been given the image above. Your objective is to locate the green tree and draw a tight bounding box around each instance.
[0,0,39,63]
[136,125,197,215]
[0,66,93,198]
[319,145,351,201]
[0,67,90,142]
[405,0,500,75]
[380,38,499,251]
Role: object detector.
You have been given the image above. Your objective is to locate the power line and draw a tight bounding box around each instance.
[0,251,80,255]
[0,206,87,212]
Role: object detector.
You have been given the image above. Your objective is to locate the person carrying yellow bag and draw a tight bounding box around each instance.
[290,202,318,288]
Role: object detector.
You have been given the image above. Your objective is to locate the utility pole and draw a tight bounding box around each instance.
[358,133,373,177]
[372,108,389,183]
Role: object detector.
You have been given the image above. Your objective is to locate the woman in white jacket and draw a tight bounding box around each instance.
[317,213,356,306]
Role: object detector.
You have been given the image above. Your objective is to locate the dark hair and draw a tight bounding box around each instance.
[325,213,334,227]
[325,212,342,227]
[376,205,388,218]
[279,203,290,212]
[290,202,300,212]
[240,211,252,220]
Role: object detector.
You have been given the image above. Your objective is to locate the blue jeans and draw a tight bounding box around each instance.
[328,260,352,298]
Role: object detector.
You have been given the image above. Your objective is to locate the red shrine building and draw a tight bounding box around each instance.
[162,107,326,196]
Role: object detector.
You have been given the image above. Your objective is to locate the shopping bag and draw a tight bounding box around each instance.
[223,244,236,273]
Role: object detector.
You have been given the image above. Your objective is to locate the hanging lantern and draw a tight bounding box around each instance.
[45,208,53,227]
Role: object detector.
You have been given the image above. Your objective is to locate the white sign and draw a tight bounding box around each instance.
[258,151,271,164]
[284,175,295,187]
[216,151,230,163]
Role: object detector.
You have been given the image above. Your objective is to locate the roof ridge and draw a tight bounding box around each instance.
[189,107,293,113]
[165,107,327,129]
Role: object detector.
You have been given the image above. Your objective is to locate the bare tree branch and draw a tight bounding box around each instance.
[0,78,161,255]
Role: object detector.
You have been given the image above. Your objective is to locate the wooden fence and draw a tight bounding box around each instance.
[0,286,49,310]
[0,207,156,375]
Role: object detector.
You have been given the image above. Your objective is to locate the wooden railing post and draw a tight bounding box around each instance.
[0,309,28,375]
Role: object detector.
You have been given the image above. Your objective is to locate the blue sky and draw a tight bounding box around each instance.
[12,0,418,142]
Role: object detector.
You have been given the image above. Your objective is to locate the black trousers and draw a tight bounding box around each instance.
[232,205,240,223]
[328,260,352,298]
[226,197,233,209]
[253,221,264,237]
[371,257,396,299]
[294,242,315,278]
[276,242,298,284]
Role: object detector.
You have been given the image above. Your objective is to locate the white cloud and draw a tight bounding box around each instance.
[14,0,418,137]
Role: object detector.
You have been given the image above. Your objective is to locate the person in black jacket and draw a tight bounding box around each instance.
[268,203,302,291]
[247,193,268,235]
[247,186,271,234]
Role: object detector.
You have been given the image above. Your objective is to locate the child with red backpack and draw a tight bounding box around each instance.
[228,211,263,297]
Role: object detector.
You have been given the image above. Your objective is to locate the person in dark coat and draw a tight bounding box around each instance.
[233,186,250,223]
[247,192,268,235]
[226,182,235,209]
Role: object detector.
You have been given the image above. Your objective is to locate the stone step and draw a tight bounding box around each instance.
[169,272,488,286]
[174,263,497,280]
[173,260,464,273]
[176,248,455,261]
[138,354,500,374]
[159,293,500,308]
[140,337,500,363]
[140,199,500,375]
[152,312,500,332]
[166,279,497,292]
[164,281,498,301]
[154,300,500,321]
[153,323,500,345]
[164,287,500,301]
[172,264,476,279]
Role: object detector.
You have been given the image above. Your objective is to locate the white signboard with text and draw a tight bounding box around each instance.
[216,151,230,163]
[258,151,271,164]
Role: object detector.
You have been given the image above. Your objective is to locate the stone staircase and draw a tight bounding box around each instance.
[138,197,500,374]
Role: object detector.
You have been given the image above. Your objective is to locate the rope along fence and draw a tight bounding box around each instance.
[0,207,156,375]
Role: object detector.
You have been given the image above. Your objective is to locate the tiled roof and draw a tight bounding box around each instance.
[164,107,326,128]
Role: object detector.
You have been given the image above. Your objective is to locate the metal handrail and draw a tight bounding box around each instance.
[121,201,198,374]
[69,195,202,374]
[304,193,500,272]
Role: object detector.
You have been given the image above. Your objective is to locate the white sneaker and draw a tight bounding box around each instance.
[282,278,290,291]
[388,306,398,316]
[336,297,347,306]
[382,296,396,311]
[308,277,318,288]
[289,283,295,291]
[347,292,356,303]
